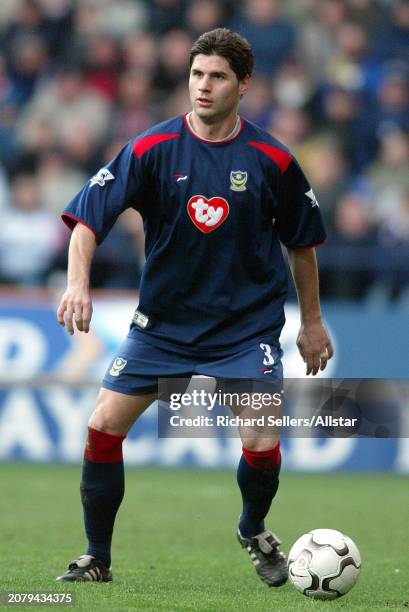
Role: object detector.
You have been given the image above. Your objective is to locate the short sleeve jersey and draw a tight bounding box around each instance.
[62,115,326,355]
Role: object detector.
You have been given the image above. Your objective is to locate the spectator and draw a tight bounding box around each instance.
[298,0,346,82]
[0,162,11,211]
[346,0,383,38]
[7,33,50,107]
[145,0,186,36]
[61,123,103,175]
[82,35,122,101]
[36,150,88,216]
[0,53,21,166]
[73,0,146,40]
[16,67,110,159]
[185,0,226,38]
[372,0,409,64]
[0,0,406,299]
[0,1,25,29]
[273,59,315,109]
[160,81,191,120]
[382,188,409,245]
[268,106,310,150]
[324,21,381,94]
[353,68,409,169]
[319,191,379,299]
[1,0,45,57]
[240,75,273,128]
[229,0,295,76]
[123,32,158,74]
[35,0,74,61]
[0,173,63,285]
[365,128,409,227]
[298,138,348,234]
[113,70,156,139]
[153,29,192,98]
[316,86,360,171]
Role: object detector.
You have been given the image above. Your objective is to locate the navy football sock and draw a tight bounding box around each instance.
[80,427,125,567]
[237,444,281,539]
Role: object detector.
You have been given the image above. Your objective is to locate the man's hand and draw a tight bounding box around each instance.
[296,317,334,376]
[57,223,96,335]
[57,284,93,335]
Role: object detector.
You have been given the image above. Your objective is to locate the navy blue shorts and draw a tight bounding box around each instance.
[102,334,283,396]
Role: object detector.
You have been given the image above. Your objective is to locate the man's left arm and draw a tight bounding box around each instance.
[287,246,334,376]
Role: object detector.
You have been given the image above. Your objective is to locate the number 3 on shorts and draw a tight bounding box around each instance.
[260,343,275,366]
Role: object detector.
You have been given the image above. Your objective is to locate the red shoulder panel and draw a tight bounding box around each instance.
[248,141,292,173]
[132,133,180,158]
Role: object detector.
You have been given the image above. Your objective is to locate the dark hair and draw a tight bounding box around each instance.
[190,28,254,82]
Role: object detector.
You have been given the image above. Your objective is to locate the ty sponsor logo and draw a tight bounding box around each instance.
[90,168,115,187]
[109,357,127,377]
[187,195,229,233]
[230,170,248,192]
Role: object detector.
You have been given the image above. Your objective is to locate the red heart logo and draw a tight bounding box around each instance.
[187,195,229,233]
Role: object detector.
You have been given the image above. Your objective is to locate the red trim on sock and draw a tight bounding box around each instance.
[84,427,126,463]
[242,442,281,470]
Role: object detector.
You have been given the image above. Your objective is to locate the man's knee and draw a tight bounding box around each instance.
[88,394,126,435]
[88,388,156,435]
[242,437,280,452]
[241,439,281,472]
[89,411,120,436]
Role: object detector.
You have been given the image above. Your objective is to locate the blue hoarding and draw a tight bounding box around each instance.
[0,295,408,471]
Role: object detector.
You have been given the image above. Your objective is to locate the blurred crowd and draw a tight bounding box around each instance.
[0,0,408,300]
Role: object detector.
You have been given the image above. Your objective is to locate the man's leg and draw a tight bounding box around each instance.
[229,392,287,587]
[223,388,282,539]
[57,388,156,582]
[197,340,287,586]
[237,435,281,539]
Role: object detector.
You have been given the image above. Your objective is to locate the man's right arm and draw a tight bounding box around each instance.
[57,223,96,335]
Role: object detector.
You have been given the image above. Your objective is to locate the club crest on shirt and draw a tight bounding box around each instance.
[230,170,248,192]
[109,357,127,377]
[187,195,229,233]
[90,168,115,187]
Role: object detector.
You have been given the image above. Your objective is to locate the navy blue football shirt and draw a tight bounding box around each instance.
[62,114,326,355]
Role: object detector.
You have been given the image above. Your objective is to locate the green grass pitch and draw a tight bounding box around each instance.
[0,464,407,611]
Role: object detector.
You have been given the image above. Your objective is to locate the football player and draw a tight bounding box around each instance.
[56,28,333,586]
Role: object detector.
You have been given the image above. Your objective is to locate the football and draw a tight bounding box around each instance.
[288,528,361,600]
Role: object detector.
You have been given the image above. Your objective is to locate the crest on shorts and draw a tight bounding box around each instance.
[109,357,127,377]
[230,170,248,192]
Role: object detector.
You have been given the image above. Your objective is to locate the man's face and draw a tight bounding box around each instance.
[189,54,250,123]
